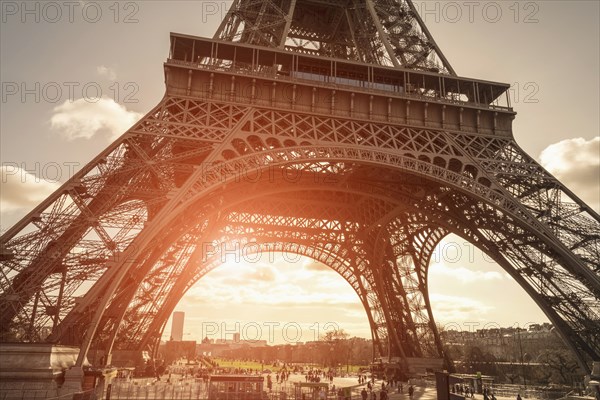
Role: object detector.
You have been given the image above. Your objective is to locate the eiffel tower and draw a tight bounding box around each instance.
[1,0,599,385]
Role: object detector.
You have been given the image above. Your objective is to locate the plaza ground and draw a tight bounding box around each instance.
[106,371,533,400]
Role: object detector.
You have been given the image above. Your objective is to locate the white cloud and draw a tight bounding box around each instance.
[184,258,361,308]
[0,166,59,213]
[50,97,142,141]
[429,262,504,283]
[539,136,600,211]
[429,293,494,323]
[243,265,278,282]
[176,258,369,343]
[304,261,330,272]
[96,65,117,80]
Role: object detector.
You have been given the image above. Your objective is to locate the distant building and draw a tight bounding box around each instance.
[172,311,184,341]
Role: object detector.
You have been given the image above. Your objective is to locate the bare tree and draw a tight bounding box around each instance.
[321,329,349,369]
[538,349,580,384]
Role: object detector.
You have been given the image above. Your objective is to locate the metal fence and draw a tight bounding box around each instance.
[106,379,205,400]
[0,388,97,400]
[103,378,367,400]
[490,386,569,400]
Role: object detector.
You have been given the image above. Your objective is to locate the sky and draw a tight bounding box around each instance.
[1,1,599,345]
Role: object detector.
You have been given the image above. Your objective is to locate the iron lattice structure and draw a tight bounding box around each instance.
[1,0,599,374]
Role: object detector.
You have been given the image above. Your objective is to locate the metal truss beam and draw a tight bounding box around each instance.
[1,0,599,377]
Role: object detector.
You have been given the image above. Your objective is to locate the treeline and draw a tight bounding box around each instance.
[221,335,372,368]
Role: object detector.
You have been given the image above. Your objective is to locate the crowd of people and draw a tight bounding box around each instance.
[359,381,415,400]
[136,356,525,399]
[451,383,475,398]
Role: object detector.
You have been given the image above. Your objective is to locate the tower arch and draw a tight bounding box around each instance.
[1,1,598,382]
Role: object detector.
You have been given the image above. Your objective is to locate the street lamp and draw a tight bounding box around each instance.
[330,345,335,369]
[517,329,527,388]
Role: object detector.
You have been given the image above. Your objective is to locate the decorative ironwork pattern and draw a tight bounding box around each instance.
[1,0,598,375]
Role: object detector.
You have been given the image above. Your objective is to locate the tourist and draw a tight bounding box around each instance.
[361,388,368,400]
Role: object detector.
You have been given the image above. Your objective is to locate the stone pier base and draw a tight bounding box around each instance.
[0,343,89,399]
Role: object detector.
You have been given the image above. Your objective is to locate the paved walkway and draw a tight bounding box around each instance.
[268,374,438,399]
[385,386,437,400]
[113,372,533,400]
